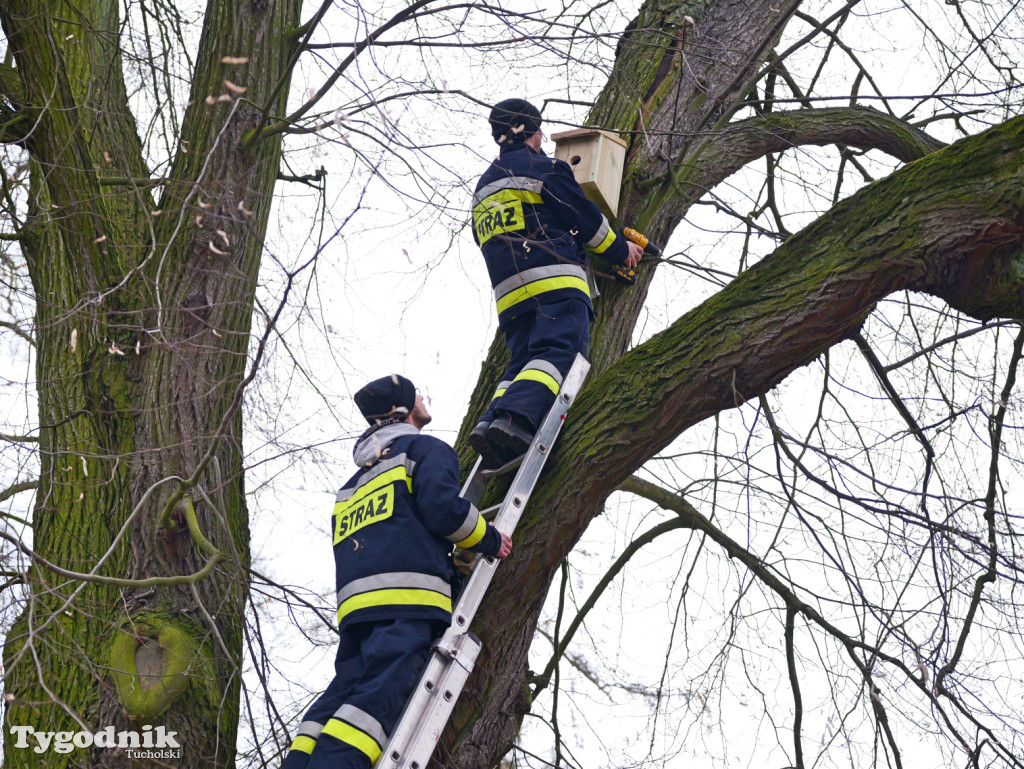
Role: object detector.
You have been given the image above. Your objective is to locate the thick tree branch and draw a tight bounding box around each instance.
[453,114,1024,768]
[569,115,1024,500]
[677,106,945,208]
[536,114,1024,585]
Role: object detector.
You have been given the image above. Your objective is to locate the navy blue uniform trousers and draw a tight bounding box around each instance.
[281,618,442,769]
[481,297,590,430]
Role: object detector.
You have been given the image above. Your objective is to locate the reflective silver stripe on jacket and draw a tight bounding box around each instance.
[297,721,324,739]
[336,572,452,606]
[336,454,416,502]
[447,503,482,543]
[492,264,588,303]
[584,215,611,249]
[472,176,544,207]
[333,704,388,747]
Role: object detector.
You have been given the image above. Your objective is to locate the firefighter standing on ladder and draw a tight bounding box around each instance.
[468,98,642,468]
[281,375,512,769]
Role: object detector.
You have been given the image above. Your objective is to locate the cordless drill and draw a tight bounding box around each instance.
[609,228,662,284]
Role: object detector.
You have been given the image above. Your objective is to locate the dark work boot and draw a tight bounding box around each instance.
[469,420,505,469]
[486,413,534,458]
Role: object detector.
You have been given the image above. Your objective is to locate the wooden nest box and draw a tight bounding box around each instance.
[551,128,628,219]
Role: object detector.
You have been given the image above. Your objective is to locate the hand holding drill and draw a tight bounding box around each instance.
[610,228,662,284]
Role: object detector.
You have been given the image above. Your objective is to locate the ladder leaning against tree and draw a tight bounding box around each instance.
[376,354,591,769]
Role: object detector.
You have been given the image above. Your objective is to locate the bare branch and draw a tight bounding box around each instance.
[0,319,34,345]
[936,326,1024,694]
[0,478,37,506]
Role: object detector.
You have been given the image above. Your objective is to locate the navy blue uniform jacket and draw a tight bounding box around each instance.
[472,143,632,326]
[332,422,501,629]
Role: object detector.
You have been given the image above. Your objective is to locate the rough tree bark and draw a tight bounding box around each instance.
[1,1,301,766]
[442,2,1024,767]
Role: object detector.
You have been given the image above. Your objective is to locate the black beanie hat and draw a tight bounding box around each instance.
[354,374,416,424]
[489,98,542,144]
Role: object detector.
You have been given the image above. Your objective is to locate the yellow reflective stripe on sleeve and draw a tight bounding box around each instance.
[321,719,382,763]
[587,226,617,255]
[495,276,589,314]
[513,368,560,395]
[493,388,507,399]
[454,515,487,549]
[336,588,452,625]
[289,735,317,755]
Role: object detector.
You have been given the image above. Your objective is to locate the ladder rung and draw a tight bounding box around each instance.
[478,504,500,521]
[476,453,524,479]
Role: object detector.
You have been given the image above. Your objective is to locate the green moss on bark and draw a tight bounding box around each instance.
[108,617,216,720]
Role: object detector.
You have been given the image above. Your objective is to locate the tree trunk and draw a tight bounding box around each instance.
[1,1,300,766]
[442,0,1024,765]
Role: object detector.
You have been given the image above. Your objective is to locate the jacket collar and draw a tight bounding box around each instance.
[352,422,420,467]
[499,142,544,156]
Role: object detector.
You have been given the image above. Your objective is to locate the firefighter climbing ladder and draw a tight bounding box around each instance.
[376,354,591,769]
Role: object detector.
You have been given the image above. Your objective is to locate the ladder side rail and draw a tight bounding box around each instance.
[396,633,482,769]
[458,353,589,507]
[450,354,589,629]
[377,630,481,769]
[377,354,590,769]
[378,650,452,768]
[493,352,588,536]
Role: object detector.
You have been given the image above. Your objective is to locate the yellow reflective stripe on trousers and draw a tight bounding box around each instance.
[587,225,617,255]
[454,515,487,549]
[491,380,512,401]
[336,588,452,624]
[289,735,317,755]
[495,276,589,314]
[513,368,560,395]
[321,718,382,763]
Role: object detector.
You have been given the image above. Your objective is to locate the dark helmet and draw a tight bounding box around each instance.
[489,98,542,144]
[354,374,416,424]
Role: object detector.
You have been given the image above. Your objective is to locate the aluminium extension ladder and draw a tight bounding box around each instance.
[376,354,590,769]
